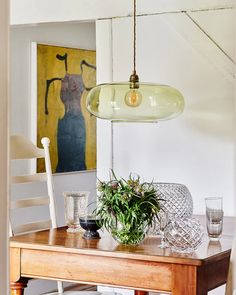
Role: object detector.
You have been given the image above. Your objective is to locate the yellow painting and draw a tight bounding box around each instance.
[37,44,96,173]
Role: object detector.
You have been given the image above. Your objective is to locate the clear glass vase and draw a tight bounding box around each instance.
[64,191,89,233]
[111,221,147,245]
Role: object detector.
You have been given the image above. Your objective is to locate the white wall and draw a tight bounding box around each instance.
[97,9,236,217]
[10,21,97,294]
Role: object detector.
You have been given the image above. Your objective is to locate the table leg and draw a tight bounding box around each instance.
[134,291,148,295]
[10,280,28,295]
[172,265,208,295]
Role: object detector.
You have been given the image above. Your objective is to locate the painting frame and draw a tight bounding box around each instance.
[30,42,97,174]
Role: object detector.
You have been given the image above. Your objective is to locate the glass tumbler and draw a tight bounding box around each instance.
[205,197,223,241]
[64,191,89,233]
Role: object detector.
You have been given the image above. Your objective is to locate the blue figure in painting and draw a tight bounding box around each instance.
[44,55,96,172]
[57,73,86,172]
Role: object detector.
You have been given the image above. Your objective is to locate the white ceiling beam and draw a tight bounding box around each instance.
[164,12,236,84]
[11,0,234,26]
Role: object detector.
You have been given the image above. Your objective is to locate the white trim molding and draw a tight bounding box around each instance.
[96,19,113,181]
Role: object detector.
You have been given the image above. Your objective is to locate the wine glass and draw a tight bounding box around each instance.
[157,210,169,248]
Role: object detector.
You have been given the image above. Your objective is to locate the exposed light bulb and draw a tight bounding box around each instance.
[125,89,142,107]
[124,72,142,107]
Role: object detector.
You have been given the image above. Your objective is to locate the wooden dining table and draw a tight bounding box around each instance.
[10,227,232,295]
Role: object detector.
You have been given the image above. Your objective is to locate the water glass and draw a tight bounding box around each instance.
[205,197,223,241]
[64,191,89,233]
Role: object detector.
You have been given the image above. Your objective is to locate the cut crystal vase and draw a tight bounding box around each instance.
[148,183,193,236]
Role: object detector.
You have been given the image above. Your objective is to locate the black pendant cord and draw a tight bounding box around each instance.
[129,0,139,87]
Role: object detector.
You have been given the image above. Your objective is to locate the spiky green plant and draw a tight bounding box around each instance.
[96,171,160,244]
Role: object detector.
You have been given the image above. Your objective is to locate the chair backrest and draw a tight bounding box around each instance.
[10,135,65,293]
[10,135,57,236]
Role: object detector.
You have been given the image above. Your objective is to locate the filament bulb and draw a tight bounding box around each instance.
[125,89,142,107]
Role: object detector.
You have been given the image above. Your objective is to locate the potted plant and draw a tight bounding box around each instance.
[96,171,161,245]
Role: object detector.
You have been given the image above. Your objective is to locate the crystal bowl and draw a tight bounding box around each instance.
[154,183,193,219]
[165,218,203,253]
[148,183,193,236]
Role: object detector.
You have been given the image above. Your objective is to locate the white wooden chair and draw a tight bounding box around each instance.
[10,136,57,234]
[10,135,117,295]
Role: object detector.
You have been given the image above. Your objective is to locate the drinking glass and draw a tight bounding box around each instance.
[64,191,89,233]
[157,210,169,248]
[205,197,223,241]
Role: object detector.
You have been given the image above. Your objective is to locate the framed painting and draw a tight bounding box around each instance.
[35,43,96,173]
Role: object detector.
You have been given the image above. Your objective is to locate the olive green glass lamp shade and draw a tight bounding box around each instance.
[86,82,185,122]
[86,0,185,122]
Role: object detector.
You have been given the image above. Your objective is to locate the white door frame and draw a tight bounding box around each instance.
[0,0,9,293]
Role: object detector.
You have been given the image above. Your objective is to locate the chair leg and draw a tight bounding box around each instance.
[57,281,64,293]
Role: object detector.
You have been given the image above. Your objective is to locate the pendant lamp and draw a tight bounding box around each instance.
[86,0,185,122]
